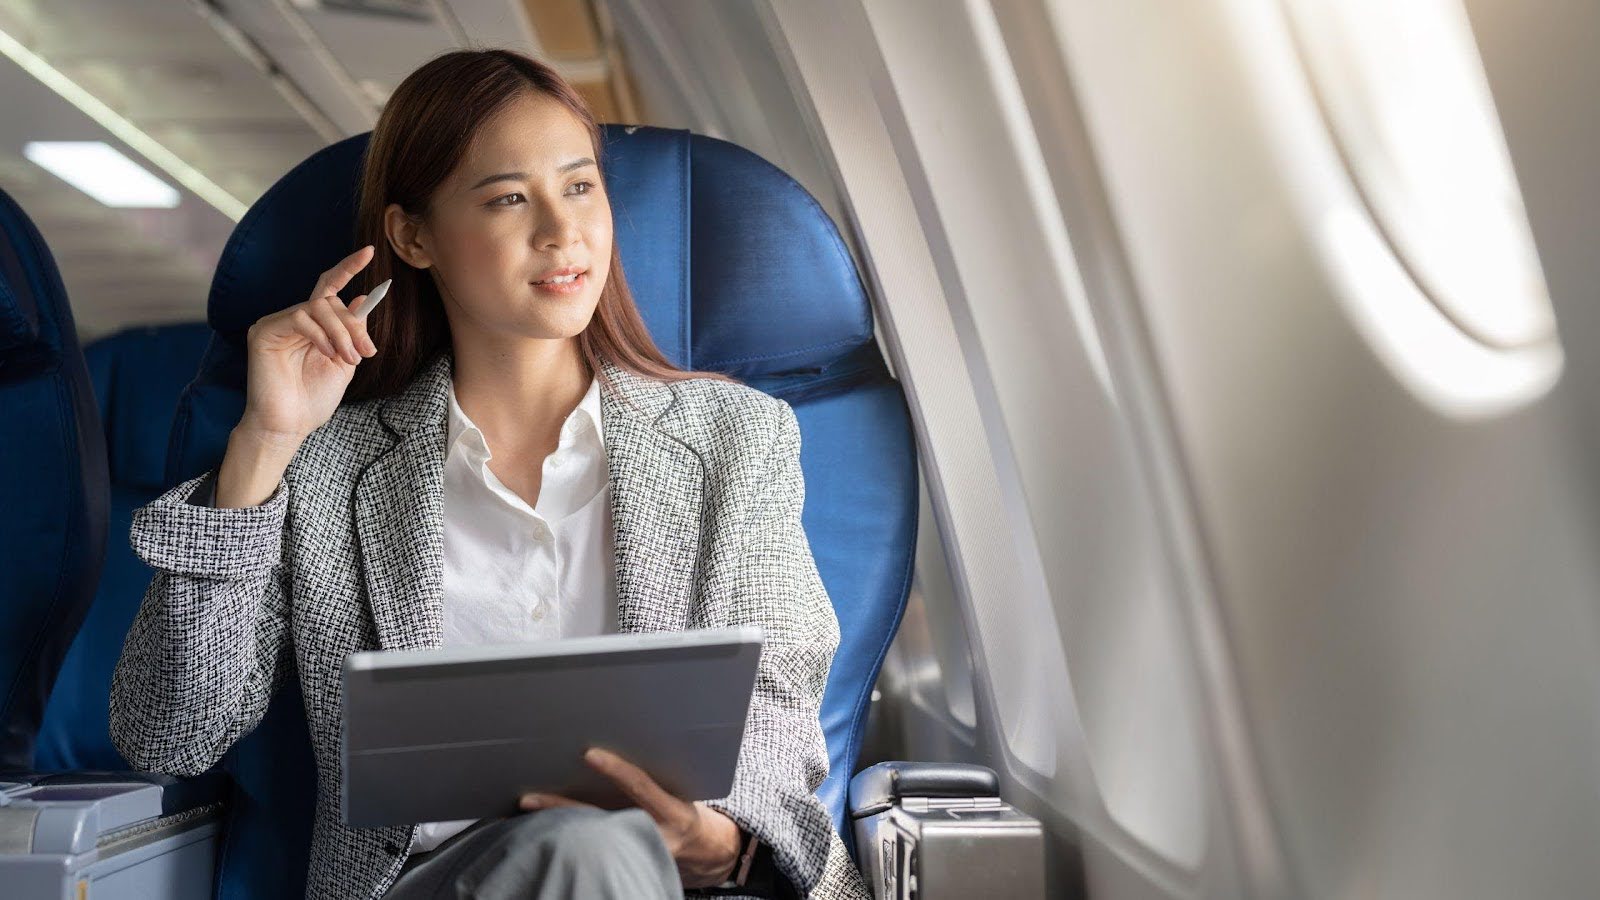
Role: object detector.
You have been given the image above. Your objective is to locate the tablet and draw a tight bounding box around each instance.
[340,627,763,828]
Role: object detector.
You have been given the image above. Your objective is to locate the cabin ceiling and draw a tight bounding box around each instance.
[0,0,638,339]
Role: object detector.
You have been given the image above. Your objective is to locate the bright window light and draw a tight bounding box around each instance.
[1321,204,1562,419]
[24,141,181,209]
[1282,0,1557,352]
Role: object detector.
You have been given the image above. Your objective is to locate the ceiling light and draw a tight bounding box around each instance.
[24,141,180,208]
[0,27,247,220]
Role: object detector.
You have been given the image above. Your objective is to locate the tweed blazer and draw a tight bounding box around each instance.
[109,351,869,900]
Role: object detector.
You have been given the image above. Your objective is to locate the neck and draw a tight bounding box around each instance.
[449,335,591,447]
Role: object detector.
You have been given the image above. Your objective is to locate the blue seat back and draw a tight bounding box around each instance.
[34,323,214,771]
[0,187,108,771]
[168,126,916,897]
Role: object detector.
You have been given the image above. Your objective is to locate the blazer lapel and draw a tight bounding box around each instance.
[354,353,452,652]
[599,359,705,634]
[350,352,704,649]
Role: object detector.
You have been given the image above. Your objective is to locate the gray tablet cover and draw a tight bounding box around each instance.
[340,627,763,828]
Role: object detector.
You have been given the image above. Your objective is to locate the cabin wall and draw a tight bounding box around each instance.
[605,1,1600,898]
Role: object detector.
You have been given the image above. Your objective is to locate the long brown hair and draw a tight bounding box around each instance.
[345,48,732,402]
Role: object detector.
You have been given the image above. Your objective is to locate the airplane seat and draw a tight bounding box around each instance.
[34,322,213,771]
[0,185,109,772]
[157,125,924,896]
[0,195,228,898]
[129,124,1026,898]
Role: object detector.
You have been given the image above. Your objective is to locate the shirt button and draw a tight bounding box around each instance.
[531,521,550,540]
[530,601,547,621]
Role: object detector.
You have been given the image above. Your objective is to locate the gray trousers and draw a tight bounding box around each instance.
[384,806,683,899]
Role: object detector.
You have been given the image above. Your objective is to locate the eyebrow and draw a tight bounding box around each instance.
[467,157,596,191]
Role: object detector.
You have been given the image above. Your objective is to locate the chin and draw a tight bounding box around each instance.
[504,312,598,341]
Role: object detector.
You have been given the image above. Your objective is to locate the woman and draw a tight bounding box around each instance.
[109,49,867,900]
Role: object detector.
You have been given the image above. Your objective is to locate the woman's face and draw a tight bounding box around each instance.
[388,90,612,344]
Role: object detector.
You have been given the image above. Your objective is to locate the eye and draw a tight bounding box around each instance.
[568,181,596,196]
[488,192,524,207]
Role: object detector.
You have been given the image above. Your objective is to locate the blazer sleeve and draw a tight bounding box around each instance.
[701,401,867,899]
[108,467,295,777]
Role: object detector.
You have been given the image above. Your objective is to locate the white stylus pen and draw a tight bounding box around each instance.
[357,278,392,318]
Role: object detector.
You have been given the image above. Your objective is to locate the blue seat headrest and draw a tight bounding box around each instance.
[203,126,873,376]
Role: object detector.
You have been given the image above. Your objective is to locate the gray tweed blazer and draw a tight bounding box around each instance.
[109,351,869,900]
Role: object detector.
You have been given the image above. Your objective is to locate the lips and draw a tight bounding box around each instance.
[532,265,586,284]
[530,270,587,295]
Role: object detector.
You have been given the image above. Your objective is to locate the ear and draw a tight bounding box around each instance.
[384,203,434,269]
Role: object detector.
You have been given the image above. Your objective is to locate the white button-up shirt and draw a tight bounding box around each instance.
[408,374,617,854]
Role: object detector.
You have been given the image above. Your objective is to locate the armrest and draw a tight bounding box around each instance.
[849,761,1045,899]
[848,761,1000,818]
[1,768,228,818]
[0,769,227,899]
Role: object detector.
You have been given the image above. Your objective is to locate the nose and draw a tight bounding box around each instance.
[533,203,582,251]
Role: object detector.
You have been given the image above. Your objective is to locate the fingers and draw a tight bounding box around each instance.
[286,307,339,361]
[583,747,689,824]
[246,246,382,364]
[519,792,589,812]
[313,244,375,302]
[331,293,378,357]
[305,296,363,365]
[514,750,693,821]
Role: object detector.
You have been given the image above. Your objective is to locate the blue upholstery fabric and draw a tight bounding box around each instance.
[34,324,213,771]
[164,125,915,897]
[89,325,216,489]
[688,137,875,375]
[0,187,109,770]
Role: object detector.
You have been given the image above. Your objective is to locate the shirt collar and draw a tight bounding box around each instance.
[447,373,604,462]
[569,372,604,446]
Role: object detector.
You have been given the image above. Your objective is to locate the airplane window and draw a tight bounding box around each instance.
[911,479,978,729]
[1281,0,1556,352]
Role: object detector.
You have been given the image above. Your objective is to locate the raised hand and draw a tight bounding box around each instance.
[238,244,381,444]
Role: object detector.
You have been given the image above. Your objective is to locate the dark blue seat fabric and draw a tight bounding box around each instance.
[34,323,213,771]
[165,125,916,897]
[0,187,109,771]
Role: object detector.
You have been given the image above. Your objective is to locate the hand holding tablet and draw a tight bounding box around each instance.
[521,745,751,887]
[340,628,763,829]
